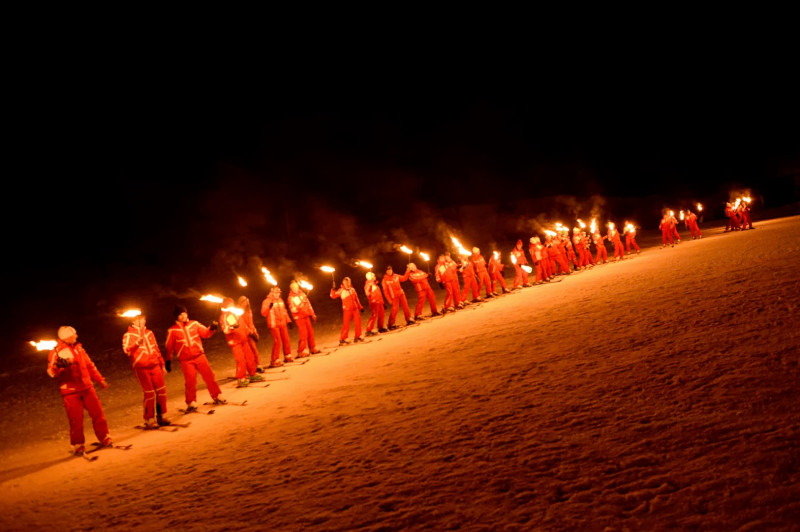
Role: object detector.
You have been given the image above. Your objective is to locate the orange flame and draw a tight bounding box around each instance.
[261,267,278,286]
[30,340,57,351]
[544,230,556,237]
[400,245,412,255]
[299,280,313,291]
[521,265,532,273]
[200,295,224,304]
[493,251,499,260]
[625,223,635,233]
[221,306,244,316]
[697,203,703,212]
[679,210,685,220]
[743,196,752,203]
[118,309,142,318]
[577,219,586,229]
[510,254,517,264]
[237,276,248,287]
[590,219,597,234]
[419,252,430,262]
[320,266,335,273]
[357,261,373,270]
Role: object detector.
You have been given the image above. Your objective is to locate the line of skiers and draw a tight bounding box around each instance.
[724,201,754,232]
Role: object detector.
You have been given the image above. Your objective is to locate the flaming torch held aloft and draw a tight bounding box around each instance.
[357,260,373,271]
[321,265,336,287]
[221,306,244,316]
[30,340,57,351]
[521,265,532,274]
[419,252,430,273]
[590,219,597,234]
[118,309,142,319]
[577,219,586,229]
[697,203,703,212]
[299,280,313,291]
[200,294,224,304]
[399,245,413,264]
[261,267,277,286]
[679,210,685,221]
[237,276,248,287]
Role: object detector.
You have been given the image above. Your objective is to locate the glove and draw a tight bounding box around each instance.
[55,357,71,368]
[312,315,317,323]
[209,321,219,332]
[99,380,109,390]
[165,360,172,373]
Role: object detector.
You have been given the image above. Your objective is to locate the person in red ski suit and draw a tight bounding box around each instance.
[237,295,264,372]
[573,230,589,269]
[529,236,547,283]
[607,223,625,261]
[669,212,682,243]
[166,306,226,410]
[122,314,169,429]
[488,251,510,294]
[623,223,641,253]
[221,297,263,387]
[331,276,364,343]
[459,255,481,302]
[470,247,496,297]
[546,235,570,275]
[364,272,388,335]
[403,263,440,319]
[261,287,294,367]
[511,239,531,288]
[48,326,112,455]
[593,231,608,264]
[286,281,321,356]
[435,254,462,312]
[724,203,740,232]
[659,213,676,247]
[684,210,703,239]
[741,202,754,229]
[562,233,579,270]
[382,265,414,328]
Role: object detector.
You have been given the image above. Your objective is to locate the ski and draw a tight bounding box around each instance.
[284,358,310,366]
[87,442,133,454]
[135,425,179,432]
[229,381,273,389]
[71,450,98,462]
[178,407,215,415]
[203,399,248,407]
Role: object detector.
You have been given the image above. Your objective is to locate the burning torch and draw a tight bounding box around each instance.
[261,267,278,287]
[419,252,431,273]
[321,265,336,288]
[400,245,413,264]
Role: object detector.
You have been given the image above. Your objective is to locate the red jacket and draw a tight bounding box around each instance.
[165,320,214,362]
[460,259,476,279]
[511,246,528,265]
[488,255,504,275]
[220,309,250,346]
[262,296,291,328]
[530,243,545,262]
[435,260,459,284]
[406,270,433,292]
[287,289,315,320]
[365,279,385,304]
[382,273,407,302]
[47,340,105,396]
[607,228,622,244]
[331,286,363,311]
[122,326,164,369]
[471,253,489,275]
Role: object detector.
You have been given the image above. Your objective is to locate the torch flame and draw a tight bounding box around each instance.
[510,254,517,264]
[577,219,586,229]
[743,196,752,203]
[679,210,685,221]
[590,219,597,234]
[119,309,142,318]
[521,265,532,273]
[261,267,277,286]
[450,236,471,256]
[30,340,57,351]
[357,261,373,270]
[697,203,703,212]
[299,280,313,291]
[320,266,335,273]
[221,306,244,317]
[608,222,615,230]
[237,276,248,287]
[200,294,224,304]
[419,252,430,262]
[544,230,557,237]
[493,251,499,260]
[669,210,675,217]
[400,245,413,255]
[625,223,635,233]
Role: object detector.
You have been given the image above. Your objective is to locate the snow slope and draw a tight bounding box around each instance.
[1,216,799,531]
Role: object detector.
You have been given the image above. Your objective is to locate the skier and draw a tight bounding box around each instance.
[331,276,364,344]
[623,222,641,254]
[459,254,481,303]
[607,223,625,261]
[165,306,227,411]
[48,326,113,455]
[741,201,754,229]
[364,271,388,336]
[237,295,265,372]
[435,254,462,312]
[593,229,608,264]
[488,251,510,294]
[573,229,590,269]
[471,247,495,297]
[724,202,740,232]
[684,210,703,239]
[529,237,547,284]
[382,265,414,329]
[659,212,676,247]
[669,211,682,243]
[403,262,440,319]
[122,314,170,429]
[221,297,264,387]
[511,239,531,288]
[261,287,294,367]
[286,281,321,356]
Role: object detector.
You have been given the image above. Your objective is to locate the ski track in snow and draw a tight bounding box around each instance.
[1,216,799,530]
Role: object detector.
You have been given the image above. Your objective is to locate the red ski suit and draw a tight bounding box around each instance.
[624,228,640,252]
[435,258,461,310]
[488,254,507,292]
[48,340,111,446]
[331,285,363,340]
[607,228,625,260]
[238,305,262,368]
[221,306,257,380]
[460,259,480,301]
[669,215,681,241]
[574,234,589,267]
[404,268,438,317]
[471,253,494,296]
[122,325,167,422]
[563,237,579,269]
[165,320,222,405]
[287,288,317,354]
[685,212,702,238]
[659,216,675,245]
[741,205,753,229]
[530,242,547,282]
[261,296,292,363]
[593,233,608,263]
[547,241,569,274]
[725,204,741,231]
[511,242,530,288]
[382,273,413,326]
[364,279,386,331]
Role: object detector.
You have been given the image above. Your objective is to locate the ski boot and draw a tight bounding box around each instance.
[249,374,265,383]
[213,395,228,405]
[145,418,159,430]
[157,415,171,426]
[72,444,86,456]
[236,378,249,388]
[354,337,364,343]
[184,401,199,413]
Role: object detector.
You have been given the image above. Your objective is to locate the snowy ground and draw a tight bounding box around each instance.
[1,214,799,531]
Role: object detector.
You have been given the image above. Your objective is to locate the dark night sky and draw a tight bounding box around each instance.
[5,29,800,347]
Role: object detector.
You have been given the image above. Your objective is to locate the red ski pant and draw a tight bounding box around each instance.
[554,254,570,273]
[340,309,363,340]
[577,247,590,267]
[542,257,553,278]
[461,275,480,301]
[513,264,529,288]
[294,316,317,353]
[230,342,256,379]
[477,271,493,296]
[270,326,291,362]
[134,365,167,421]
[490,271,507,292]
[595,246,608,263]
[534,262,546,283]
[742,212,753,229]
[180,354,222,404]
[726,216,740,231]
[367,301,385,331]
[414,287,438,317]
[688,221,702,238]
[62,387,110,446]
[672,227,681,240]
[567,250,578,269]
[612,241,625,259]
[443,280,461,309]
[247,336,261,367]
[387,294,412,326]
[625,236,640,252]
[661,228,675,245]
